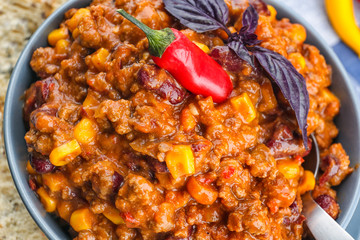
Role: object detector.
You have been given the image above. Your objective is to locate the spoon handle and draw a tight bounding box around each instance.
[302,192,354,240]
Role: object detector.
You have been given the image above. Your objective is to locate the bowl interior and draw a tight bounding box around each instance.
[4,0,360,239]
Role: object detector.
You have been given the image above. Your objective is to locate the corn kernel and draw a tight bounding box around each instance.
[228,26,237,34]
[289,24,306,44]
[55,39,70,54]
[267,5,277,21]
[91,48,110,72]
[298,170,316,195]
[57,200,74,221]
[277,159,300,179]
[193,42,210,53]
[83,92,99,108]
[217,29,230,40]
[49,139,82,166]
[103,206,124,224]
[74,118,98,144]
[165,145,195,179]
[288,52,306,72]
[230,92,257,124]
[72,28,80,39]
[258,81,278,112]
[37,187,57,212]
[27,160,37,174]
[67,8,91,32]
[42,172,68,192]
[70,208,95,232]
[48,28,68,47]
[318,88,338,103]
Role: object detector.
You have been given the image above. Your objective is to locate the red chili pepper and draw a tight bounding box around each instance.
[117,9,233,103]
[221,166,235,179]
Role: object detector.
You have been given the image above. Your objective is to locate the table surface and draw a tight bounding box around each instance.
[0,0,359,239]
[0,1,66,239]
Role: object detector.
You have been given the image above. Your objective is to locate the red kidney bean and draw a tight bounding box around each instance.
[112,171,124,193]
[30,105,59,128]
[318,155,340,186]
[250,0,270,15]
[138,64,186,104]
[23,77,56,121]
[209,46,247,72]
[266,123,311,158]
[29,152,55,174]
[315,194,339,219]
[145,156,168,173]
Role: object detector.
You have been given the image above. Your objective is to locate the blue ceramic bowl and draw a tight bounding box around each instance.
[4,0,360,239]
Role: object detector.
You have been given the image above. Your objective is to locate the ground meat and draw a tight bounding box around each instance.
[95,99,132,134]
[319,143,353,186]
[23,0,352,239]
[30,48,62,78]
[115,174,163,228]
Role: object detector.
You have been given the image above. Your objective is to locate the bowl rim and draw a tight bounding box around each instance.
[4,0,360,238]
[265,0,360,228]
[3,0,91,239]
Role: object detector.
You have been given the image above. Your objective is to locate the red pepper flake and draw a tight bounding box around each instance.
[29,178,37,191]
[197,175,216,185]
[295,155,304,164]
[122,212,139,225]
[222,166,235,179]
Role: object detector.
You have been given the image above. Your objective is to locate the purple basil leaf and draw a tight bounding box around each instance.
[227,40,255,68]
[163,0,230,34]
[227,5,261,47]
[241,32,262,46]
[242,4,259,34]
[252,46,309,149]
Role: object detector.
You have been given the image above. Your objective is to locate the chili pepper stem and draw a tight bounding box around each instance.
[117,9,176,58]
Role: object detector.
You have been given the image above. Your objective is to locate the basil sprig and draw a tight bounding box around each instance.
[164,0,309,149]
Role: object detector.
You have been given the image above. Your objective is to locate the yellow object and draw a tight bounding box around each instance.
[49,139,82,166]
[26,160,37,174]
[37,187,57,212]
[70,208,95,232]
[258,81,278,112]
[91,48,110,71]
[74,118,98,144]
[57,200,73,221]
[55,39,70,54]
[103,206,124,224]
[267,5,277,21]
[67,8,91,32]
[288,52,306,72]
[277,159,300,179]
[72,28,80,39]
[289,24,306,44]
[48,28,68,47]
[298,170,316,195]
[230,92,257,124]
[165,145,195,179]
[42,173,67,192]
[318,88,338,103]
[325,0,360,56]
[193,42,210,53]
